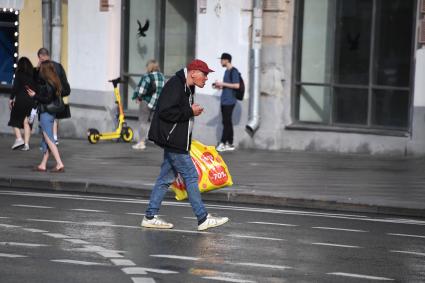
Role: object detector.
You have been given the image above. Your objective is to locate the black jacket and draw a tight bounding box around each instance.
[148,69,195,153]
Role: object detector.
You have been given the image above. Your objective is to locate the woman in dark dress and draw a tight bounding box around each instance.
[8,57,37,151]
[27,61,65,172]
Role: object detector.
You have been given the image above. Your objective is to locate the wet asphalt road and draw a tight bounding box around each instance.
[0,189,424,283]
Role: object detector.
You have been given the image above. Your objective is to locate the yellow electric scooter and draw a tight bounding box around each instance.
[87,78,134,144]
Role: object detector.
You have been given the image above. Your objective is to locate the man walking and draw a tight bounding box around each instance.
[143,59,229,231]
[214,53,240,152]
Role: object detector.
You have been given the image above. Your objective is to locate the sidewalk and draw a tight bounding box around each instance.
[1,134,425,217]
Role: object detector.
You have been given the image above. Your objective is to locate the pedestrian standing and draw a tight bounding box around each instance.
[143,59,229,231]
[131,59,165,150]
[213,53,240,152]
[8,57,37,151]
[27,61,65,173]
[36,48,71,145]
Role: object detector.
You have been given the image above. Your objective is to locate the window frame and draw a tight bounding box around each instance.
[291,0,418,135]
[0,9,19,94]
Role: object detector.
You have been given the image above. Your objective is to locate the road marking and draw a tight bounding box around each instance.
[311,242,361,248]
[327,272,394,281]
[111,259,137,266]
[248,221,298,227]
[127,213,146,216]
[64,239,90,244]
[202,276,255,283]
[22,228,48,233]
[13,204,53,209]
[131,278,156,283]
[387,233,425,239]
[122,267,178,275]
[28,218,74,224]
[233,262,292,270]
[0,224,20,228]
[97,251,124,258]
[0,217,9,219]
[0,242,48,247]
[43,233,70,239]
[71,209,106,213]
[390,250,425,257]
[52,259,108,266]
[0,253,27,258]
[183,217,197,220]
[71,245,125,253]
[151,254,199,261]
[312,227,368,233]
[228,234,285,241]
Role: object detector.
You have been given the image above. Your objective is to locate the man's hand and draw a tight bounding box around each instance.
[214,81,224,89]
[192,103,204,116]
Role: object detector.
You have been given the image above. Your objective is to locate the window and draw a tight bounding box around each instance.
[294,0,416,131]
[121,0,196,110]
[0,8,19,87]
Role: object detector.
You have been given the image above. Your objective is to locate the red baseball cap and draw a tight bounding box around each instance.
[187,59,214,73]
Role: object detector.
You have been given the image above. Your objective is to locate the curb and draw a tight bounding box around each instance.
[1,176,424,218]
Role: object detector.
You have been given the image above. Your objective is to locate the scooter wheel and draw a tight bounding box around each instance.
[88,128,100,144]
[121,127,134,143]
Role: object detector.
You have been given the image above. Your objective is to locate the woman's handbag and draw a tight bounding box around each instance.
[45,95,65,114]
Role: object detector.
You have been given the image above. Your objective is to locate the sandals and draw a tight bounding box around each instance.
[50,167,65,173]
[32,166,47,172]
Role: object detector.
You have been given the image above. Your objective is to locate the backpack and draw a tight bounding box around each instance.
[230,68,245,100]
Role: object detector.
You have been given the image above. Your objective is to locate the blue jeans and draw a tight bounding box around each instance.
[145,150,208,222]
[39,112,55,154]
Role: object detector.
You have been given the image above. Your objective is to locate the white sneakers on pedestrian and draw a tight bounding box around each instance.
[132,141,146,150]
[198,214,229,231]
[216,142,226,152]
[216,142,236,152]
[11,138,24,150]
[20,144,30,151]
[141,216,174,229]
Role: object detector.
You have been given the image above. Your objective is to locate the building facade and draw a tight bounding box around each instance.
[1,0,425,156]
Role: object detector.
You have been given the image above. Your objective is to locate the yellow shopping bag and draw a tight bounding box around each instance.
[170,140,233,201]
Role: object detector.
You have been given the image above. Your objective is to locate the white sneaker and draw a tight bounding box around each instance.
[141,216,173,229]
[11,139,24,150]
[216,142,226,152]
[20,144,30,151]
[132,141,146,150]
[55,139,59,146]
[198,214,229,231]
[225,143,236,151]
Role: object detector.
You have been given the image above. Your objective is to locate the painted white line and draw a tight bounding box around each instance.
[122,267,178,275]
[183,217,197,220]
[0,242,48,247]
[387,233,425,239]
[312,227,368,233]
[248,221,298,227]
[127,213,146,216]
[228,234,284,241]
[97,251,124,258]
[52,259,108,266]
[233,262,292,270]
[43,233,70,239]
[71,209,106,213]
[28,218,74,224]
[70,245,125,253]
[202,276,255,283]
[110,259,137,266]
[390,250,425,257]
[64,239,90,244]
[0,224,20,228]
[311,242,361,249]
[131,278,156,283]
[151,254,199,261]
[150,254,292,271]
[0,253,27,258]
[13,204,53,209]
[22,228,49,233]
[327,272,394,281]
[0,217,9,219]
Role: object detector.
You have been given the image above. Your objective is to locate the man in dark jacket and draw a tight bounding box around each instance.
[143,59,229,231]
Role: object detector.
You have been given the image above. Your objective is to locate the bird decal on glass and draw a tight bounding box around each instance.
[137,19,150,37]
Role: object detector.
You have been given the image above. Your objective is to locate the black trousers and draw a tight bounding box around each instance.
[220,104,235,144]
